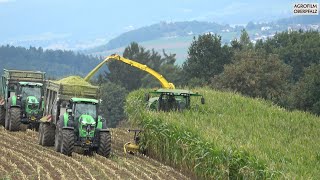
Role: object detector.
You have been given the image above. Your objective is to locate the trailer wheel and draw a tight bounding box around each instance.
[97,131,111,158]
[9,108,21,131]
[38,123,43,145]
[41,123,55,146]
[61,129,74,156]
[0,106,5,127]
[5,109,9,130]
[54,121,62,152]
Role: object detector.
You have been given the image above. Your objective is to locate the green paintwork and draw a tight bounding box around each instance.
[97,116,103,129]
[19,82,43,86]
[71,97,98,104]
[78,114,96,138]
[25,96,40,116]
[63,112,68,127]
[11,95,17,106]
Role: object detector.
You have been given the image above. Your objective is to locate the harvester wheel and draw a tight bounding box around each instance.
[61,129,74,156]
[9,108,21,131]
[97,131,111,158]
[0,106,5,126]
[38,123,43,145]
[41,123,55,146]
[54,121,62,152]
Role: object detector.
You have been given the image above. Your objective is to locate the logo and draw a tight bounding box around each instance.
[293,3,318,15]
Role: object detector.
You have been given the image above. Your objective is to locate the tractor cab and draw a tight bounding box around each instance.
[146,89,205,111]
[66,98,98,139]
[16,82,43,122]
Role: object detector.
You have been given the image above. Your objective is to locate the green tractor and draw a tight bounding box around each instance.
[145,89,205,111]
[0,69,45,131]
[39,79,111,157]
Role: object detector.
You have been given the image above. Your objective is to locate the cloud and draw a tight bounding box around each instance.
[124,25,135,31]
[0,0,15,3]
[179,8,193,13]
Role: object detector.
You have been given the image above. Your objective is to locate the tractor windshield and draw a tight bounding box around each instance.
[21,86,42,100]
[74,103,97,120]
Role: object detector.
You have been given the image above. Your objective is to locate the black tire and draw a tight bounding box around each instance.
[61,129,74,156]
[0,106,5,127]
[9,108,21,131]
[54,121,62,152]
[97,131,111,158]
[38,123,43,145]
[5,109,9,130]
[41,123,55,146]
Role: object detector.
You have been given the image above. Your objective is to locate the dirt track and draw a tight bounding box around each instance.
[0,127,189,180]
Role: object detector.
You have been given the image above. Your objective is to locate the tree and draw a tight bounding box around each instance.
[255,30,320,82]
[182,34,233,85]
[290,64,320,115]
[99,82,128,128]
[213,50,292,103]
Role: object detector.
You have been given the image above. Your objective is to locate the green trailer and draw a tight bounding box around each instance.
[38,79,111,157]
[0,69,45,131]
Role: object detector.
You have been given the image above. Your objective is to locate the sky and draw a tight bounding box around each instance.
[0,0,318,48]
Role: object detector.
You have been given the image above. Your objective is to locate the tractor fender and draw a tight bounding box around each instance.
[99,129,110,133]
[8,96,21,108]
[62,126,74,130]
[62,112,74,127]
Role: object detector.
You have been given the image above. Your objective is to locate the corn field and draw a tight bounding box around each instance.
[126,88,320,179]
[0,127,188,180]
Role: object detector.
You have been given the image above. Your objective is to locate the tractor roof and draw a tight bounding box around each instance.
[150,88,202,96]
[19,82,43,86]
[71,97,98,104]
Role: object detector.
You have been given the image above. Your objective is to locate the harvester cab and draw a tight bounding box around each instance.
[146,88,205,111]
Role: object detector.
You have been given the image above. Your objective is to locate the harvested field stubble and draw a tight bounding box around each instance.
[0,127,188,180]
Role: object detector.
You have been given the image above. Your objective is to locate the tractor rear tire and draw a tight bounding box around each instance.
[61,129,74,156]
[9,108,21,131]
[0,106,5,127]
[97,131,111,158]
[54,121,62,152]
[41,123,55,146]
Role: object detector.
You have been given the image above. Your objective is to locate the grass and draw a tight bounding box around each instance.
[125,87,320,179]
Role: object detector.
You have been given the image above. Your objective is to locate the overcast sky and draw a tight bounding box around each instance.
[0,0,318,43]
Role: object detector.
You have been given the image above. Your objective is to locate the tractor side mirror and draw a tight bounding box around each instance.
[67,108,72,114]
[201,97,205,104]
[145,93,150,101]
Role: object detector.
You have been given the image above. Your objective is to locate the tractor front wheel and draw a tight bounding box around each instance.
[9,108,21,131]
[41,123,55,146]
[97,131,111,158]
[61,129,74,156]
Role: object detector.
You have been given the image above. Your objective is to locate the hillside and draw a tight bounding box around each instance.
[86,21,226,53]
[87,16,320,64]
[126,88,320,179]
[0,127,188,179]
[0,45,105,78]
